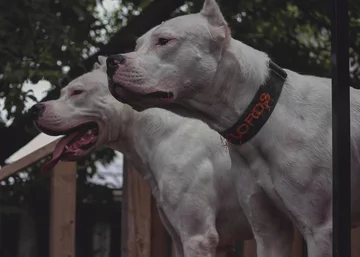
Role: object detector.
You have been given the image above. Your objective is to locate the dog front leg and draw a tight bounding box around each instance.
[182,232,219,257]
[175,208,218,257]
[300,214,332,257]
[158,205,218,257]
[242,189,294,257]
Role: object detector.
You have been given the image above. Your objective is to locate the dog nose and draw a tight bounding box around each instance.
[107,55,126,67]
[29,103,45,120]
[107,55,126,79]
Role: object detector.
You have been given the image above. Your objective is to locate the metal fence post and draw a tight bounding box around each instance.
[331,0,351,256]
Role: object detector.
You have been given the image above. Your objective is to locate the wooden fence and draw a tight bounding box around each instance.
[1,140,360,257]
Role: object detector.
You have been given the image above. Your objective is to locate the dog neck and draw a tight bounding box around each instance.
[105,104,186,180]
[183,38,271,132]
[103,102,136,152]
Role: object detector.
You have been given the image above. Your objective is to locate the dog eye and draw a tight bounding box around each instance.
[157,38,170,46]
[71,89,84,96]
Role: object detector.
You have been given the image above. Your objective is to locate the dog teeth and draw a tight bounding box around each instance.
[87,130,92,134]
[65,145,69,150]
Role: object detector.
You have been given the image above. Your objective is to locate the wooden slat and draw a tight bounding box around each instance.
[243,240,257,257]
[292,230,303,257]
[0,139,60,181]
[151,196,169,257]
[124,163,152,257]
[352,227,360,257]
[49,161,77,257]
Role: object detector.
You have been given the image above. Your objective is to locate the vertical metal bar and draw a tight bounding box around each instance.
[331,0,351,256]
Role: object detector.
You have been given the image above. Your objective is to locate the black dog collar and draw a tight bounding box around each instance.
[220,61,287,145]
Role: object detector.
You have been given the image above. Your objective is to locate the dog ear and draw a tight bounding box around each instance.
[93,55,108,70]
[200,0,230,44]
[58,76,71,88]
[200,0,226,27]
[97,55,107,66]
[93,62,101,70]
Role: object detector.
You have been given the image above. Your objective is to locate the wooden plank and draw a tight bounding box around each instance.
[124,163,152,257]
[151,196,169,257]
[49,161,77,257]
[0,139,60,181]
[292,230,303,257]
[243,240,257,257]
[352,227,360,257]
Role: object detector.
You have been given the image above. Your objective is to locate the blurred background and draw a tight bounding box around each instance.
[0,0,359,256]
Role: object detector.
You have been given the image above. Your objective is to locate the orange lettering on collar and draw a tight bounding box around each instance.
[244,113,256,126]
[260,93,272,111]
[237,123,249,135]
[225,93,274,144]
[252,103,265,118]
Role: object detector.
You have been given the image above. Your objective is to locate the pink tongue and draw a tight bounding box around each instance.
[41,131,80,174]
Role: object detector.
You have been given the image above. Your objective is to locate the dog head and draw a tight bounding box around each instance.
[30,56,123,170]
[106,0,230,110]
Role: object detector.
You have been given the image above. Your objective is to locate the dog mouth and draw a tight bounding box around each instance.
[35,122,99,173]
[145,91,174,100]
[109,80,174,104]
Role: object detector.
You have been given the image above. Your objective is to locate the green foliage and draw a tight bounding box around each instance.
[0,0,100,123]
